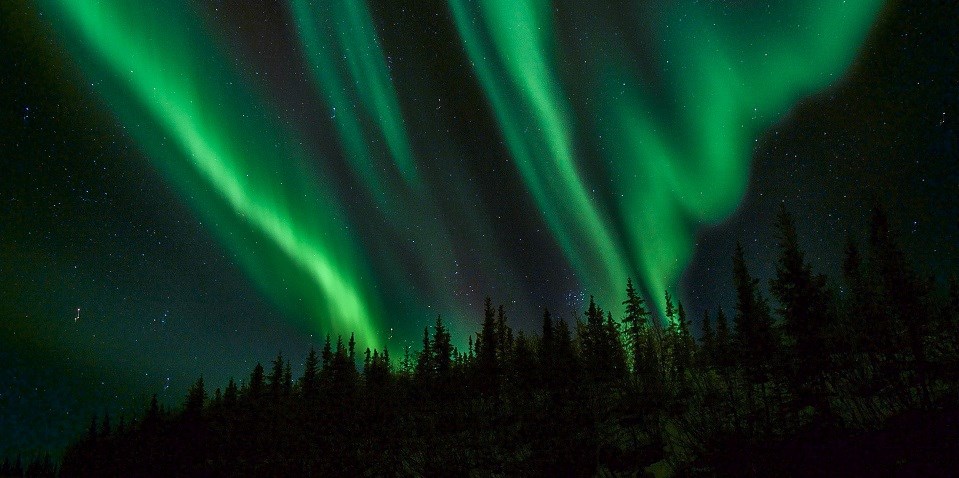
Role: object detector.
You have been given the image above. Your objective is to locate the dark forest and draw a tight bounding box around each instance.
[5,205,956,477]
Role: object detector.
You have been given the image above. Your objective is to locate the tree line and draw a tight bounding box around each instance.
[30,206,959,476]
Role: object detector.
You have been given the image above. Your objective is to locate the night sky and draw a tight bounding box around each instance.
[1,0,956,457]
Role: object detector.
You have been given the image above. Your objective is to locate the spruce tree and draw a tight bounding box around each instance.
[382,346,391,373]
[581,296,604,380]
[541,307,554,368]
[477,297,499,394]
[269,353,285,400]
[664,290,676,328]
[513,331,537,391]
[364,348,373,379]
[283,362,293,397]
[663,290,678,382]
[675,302,694,379]
[415,326,433,382]
[622,278,650,376]
[185,377,206,416]
[867,206,932,407]
[700,309,714,368]
[100,412,111,438]
[301,347,320,399]
[248,362,265,400]
[496,305,513,361]
[732,242,777,378]
[605,311,628,380]
[224,379,238,407]
[553,318,578,392]
[714,307,730,368]
[432,315,453,378]
[770,205,832,409]
[400,345,414,376]
[321,334,334,377]
[145,394,161,427]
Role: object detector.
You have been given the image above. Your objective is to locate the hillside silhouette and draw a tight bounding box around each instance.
[7,205,957,477]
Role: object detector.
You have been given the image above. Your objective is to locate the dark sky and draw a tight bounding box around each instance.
[1,0,956,458]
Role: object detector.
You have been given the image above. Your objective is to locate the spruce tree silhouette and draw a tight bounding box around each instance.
[46,205,959,477]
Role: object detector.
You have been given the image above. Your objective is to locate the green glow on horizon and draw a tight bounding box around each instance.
[450,0,882,315]
[42,0,382,347]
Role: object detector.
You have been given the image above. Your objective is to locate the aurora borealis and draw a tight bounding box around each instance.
[37,0,882,337]
[39,0,385,348]
[2,0,957,459]
[449,0,884,312]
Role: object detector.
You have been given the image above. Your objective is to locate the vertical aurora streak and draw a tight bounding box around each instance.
[449,0,631,311]
[450,0,883,314]
[40,0,383,347]
[290,0,474,335]
[291,0,420,193]
[38,0,884,342]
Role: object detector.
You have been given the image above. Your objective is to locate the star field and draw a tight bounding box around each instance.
[1,0,956,458]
